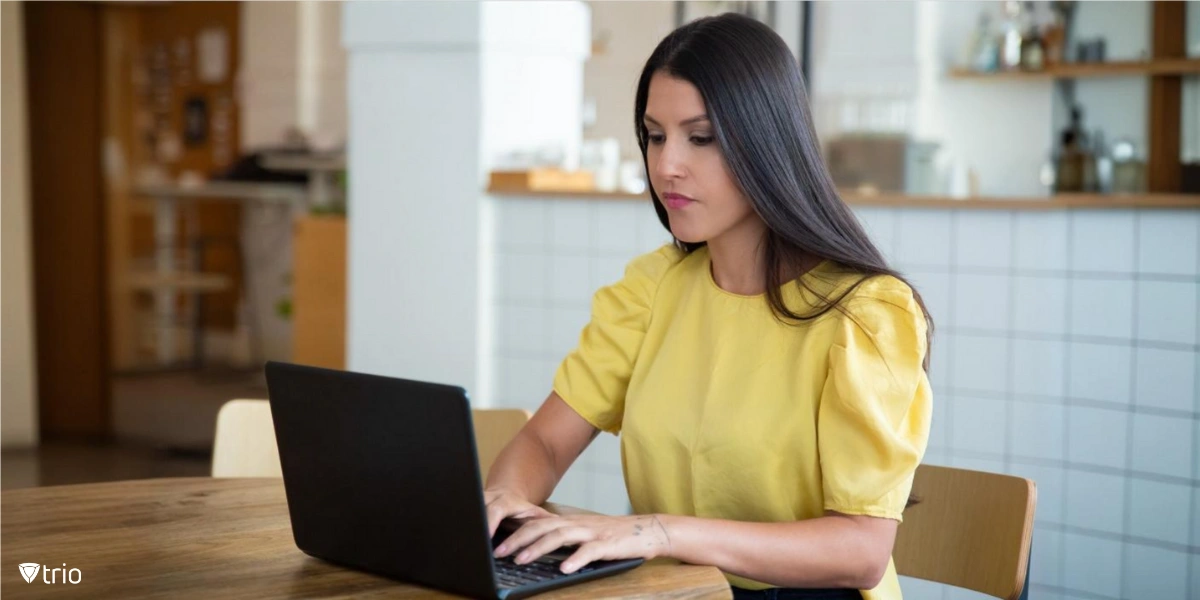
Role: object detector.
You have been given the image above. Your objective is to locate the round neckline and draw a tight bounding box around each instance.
[702,248,832,300]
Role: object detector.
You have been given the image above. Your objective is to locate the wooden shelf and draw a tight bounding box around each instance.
[839,192,1200,210]
[486,183,648,201]
[487,183,1200,210]
[948,59,1200,80]
[127,271,231,293]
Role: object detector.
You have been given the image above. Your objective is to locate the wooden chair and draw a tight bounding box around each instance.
[471,408,532,477]
[211,399,283,478]
[210,399,530,480]
[893,465,1037,600]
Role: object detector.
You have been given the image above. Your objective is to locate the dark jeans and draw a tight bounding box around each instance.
[731,586,863,600]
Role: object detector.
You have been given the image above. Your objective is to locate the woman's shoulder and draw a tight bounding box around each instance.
[596,243,690,312]
[623,243,691,283]
[820,268,927,333]
[630,242,687,268]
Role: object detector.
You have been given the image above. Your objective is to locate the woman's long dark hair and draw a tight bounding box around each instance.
[634,13,933,369]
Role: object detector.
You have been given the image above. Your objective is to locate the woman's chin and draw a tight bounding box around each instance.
[669,225,706,245]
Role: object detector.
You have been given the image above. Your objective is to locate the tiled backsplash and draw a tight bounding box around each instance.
[486,195,1200,600]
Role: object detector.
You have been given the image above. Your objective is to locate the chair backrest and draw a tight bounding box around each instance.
[212,399,284,478]
[210,399,530,480]
[893,465,1037,600]
[471,408,532,478]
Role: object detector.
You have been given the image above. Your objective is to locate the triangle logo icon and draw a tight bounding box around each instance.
[19,563,40,583]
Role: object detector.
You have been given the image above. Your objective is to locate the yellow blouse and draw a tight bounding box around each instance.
[553,244,931,599]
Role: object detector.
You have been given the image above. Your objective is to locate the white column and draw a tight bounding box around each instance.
[343,1,589,397]
[344,1,484,392]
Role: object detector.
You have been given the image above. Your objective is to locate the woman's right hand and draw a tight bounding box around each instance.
[484,486,555,539]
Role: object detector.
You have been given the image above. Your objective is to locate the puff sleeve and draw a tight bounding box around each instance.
[552,245,682,434]
[817,279,932,521]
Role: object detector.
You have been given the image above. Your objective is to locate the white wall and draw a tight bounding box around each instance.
[344,1,589,395]
[2,1,40,449]
[344,0,484,390]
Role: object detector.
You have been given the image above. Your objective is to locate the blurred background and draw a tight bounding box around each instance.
[2,1,1199,598]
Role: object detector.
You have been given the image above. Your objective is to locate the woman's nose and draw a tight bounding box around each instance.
[654,142,686,181]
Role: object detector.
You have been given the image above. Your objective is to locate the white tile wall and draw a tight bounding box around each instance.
[895,210,952,267]
[486,199,1200,598]
[1127,478,1191,545]
[1028,526,1062,587]
[1067,342,1132,405]
[1137,211,1200,276]
[1068,278,1135,340]
[1012,276,1068,335]
[951,396,1007,455]
[951,334,1009,393]
[592,471,632,515]
[1064,470,1125,534]
[1062,532,1123,598]
[551,255,593,305]
[928,388,950,450]
[1071,211,1136,274]
[1134,347,1197,413]
[590,202,641,254]
[550,200,593,250]
[1193,554,1200,600]
[945,585,994,600]
[949,455,1006,476]
[952,273,1010,331]
[1136,280,1198,346]
[500,253,547,302]
[1066,405,1128,470]
[954,211,1012,269]
[549,306,590,358]
[497,198,549,249]
[1011,339,1066,397]
[588,255,628,293]
[1124,544,1190,600]
[1131,413,1194,479]
[898,576,946,599]
[904,269,952,330]
[929,333,951,390]
[1015,212,1069,271]
[855,207,897,262]
[1009,401,1065,462]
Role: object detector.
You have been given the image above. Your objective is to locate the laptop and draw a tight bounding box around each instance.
[264,361,644,599]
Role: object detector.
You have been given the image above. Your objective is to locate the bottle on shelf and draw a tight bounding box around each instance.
[1054,105,1096,193]
[1021,20,1046,71]
[1093,129,1113,193]
[999,0,1029,71]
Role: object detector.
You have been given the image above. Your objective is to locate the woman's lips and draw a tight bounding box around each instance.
[663,193,694,209]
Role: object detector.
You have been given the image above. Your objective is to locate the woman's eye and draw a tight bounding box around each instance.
[646,134,713,146]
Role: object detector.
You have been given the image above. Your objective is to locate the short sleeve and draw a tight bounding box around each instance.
[553,244,682,434]
[817,278,932,521]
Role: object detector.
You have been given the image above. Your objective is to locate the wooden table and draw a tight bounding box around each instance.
[1,478,731,599]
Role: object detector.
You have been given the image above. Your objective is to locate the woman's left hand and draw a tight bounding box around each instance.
[493,514,672,574]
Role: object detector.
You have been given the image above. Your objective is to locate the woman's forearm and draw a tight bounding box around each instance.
[483,430,561,504]
[657,513,891,590]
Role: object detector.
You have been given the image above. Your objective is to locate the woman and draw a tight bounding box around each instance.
[484,13,932,600]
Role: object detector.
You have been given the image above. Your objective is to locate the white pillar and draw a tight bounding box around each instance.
[343,1,589,397]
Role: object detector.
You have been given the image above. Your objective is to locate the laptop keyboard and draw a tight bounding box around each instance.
[494,555,598,589]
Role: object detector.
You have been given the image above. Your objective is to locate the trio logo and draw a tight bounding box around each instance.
[18,562,82,584]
